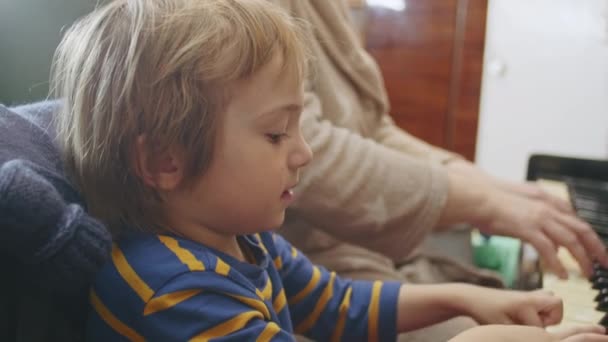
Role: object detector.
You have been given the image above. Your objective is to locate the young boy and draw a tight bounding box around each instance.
[50,0,606,341]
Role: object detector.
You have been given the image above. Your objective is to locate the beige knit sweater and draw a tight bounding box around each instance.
[272,0,460,266]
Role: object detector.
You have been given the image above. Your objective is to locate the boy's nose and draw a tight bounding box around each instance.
[290,135,313,169]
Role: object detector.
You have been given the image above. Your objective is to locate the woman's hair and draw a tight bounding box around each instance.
[51,0,311,236]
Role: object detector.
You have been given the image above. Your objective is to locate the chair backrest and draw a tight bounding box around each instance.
[0,102,106,341]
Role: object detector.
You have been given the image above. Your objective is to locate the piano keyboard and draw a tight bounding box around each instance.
[567,177,608,244]
[538,179,608,327]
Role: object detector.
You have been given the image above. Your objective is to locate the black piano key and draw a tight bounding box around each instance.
[572,192,608,203]
[574,197,608,212]
[574,195,608,208]
[601,313,608,327]
[597,297,608,312]
[574,190,608,201]
[598,237,608,247]
[593,277,608,290]
[577,211,608,223]
[592,270,608,282]
[594,262,608,272]
[570,181,608,193]
[596,288,608,302]
[591,223,608,233]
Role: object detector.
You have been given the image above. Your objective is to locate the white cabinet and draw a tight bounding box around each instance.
[476,0,608,181]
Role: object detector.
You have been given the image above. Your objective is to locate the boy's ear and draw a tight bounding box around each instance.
[133,135,184,191]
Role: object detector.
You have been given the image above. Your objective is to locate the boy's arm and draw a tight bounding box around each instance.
[271,233,401,341]
[396,284,563,333]
[272,233,564,339]
[395,283,469,331]
[88,271,295,341]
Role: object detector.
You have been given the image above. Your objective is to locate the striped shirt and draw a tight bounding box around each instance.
[86,232,400,341]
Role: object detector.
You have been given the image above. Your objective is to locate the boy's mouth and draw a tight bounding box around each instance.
[281,188,295,202]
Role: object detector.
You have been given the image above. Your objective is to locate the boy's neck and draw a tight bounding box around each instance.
[166,221,248,263]
[202,232,246,263]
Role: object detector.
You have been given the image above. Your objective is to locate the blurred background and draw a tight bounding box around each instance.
[1,0,607,181]
[0,0,97,103]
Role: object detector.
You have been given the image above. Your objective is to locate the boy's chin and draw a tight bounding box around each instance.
[265,212,286,231]
[240,211,285,234]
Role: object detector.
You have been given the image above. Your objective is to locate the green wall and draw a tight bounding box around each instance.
[0,0,97,105]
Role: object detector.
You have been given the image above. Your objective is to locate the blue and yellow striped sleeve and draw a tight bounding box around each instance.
[88,270,296,341]
[86,237,296,342]
[271,234,401,342]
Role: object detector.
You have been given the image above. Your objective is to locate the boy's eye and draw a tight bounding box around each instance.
[266,133,288,144]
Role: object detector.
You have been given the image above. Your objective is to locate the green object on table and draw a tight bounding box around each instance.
[472,232,521,288]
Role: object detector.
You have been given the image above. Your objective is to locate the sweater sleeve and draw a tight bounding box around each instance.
[292,90,450,261]
[272,233,401,342]
[374,114,463,164]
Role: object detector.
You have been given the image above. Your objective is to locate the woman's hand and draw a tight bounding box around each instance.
[444,159,608,279]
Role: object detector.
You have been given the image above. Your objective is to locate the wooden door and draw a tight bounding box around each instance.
[353,0,488,161]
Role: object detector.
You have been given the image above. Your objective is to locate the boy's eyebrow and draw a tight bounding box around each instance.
[257,104,303,118]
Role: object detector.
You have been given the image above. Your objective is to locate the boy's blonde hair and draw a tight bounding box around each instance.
[51,0,311,236]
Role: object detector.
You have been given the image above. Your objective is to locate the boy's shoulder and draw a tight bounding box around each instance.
[93,233,257,307]
[91,232,289,301]
[257,231,295,258]
[254,232,280,255]
[88,233,291,337]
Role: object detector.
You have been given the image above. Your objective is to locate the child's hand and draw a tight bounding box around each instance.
[396,283,562,332]
[551,325,608,341]
[455,286,563,327]
[449,324,608,342]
